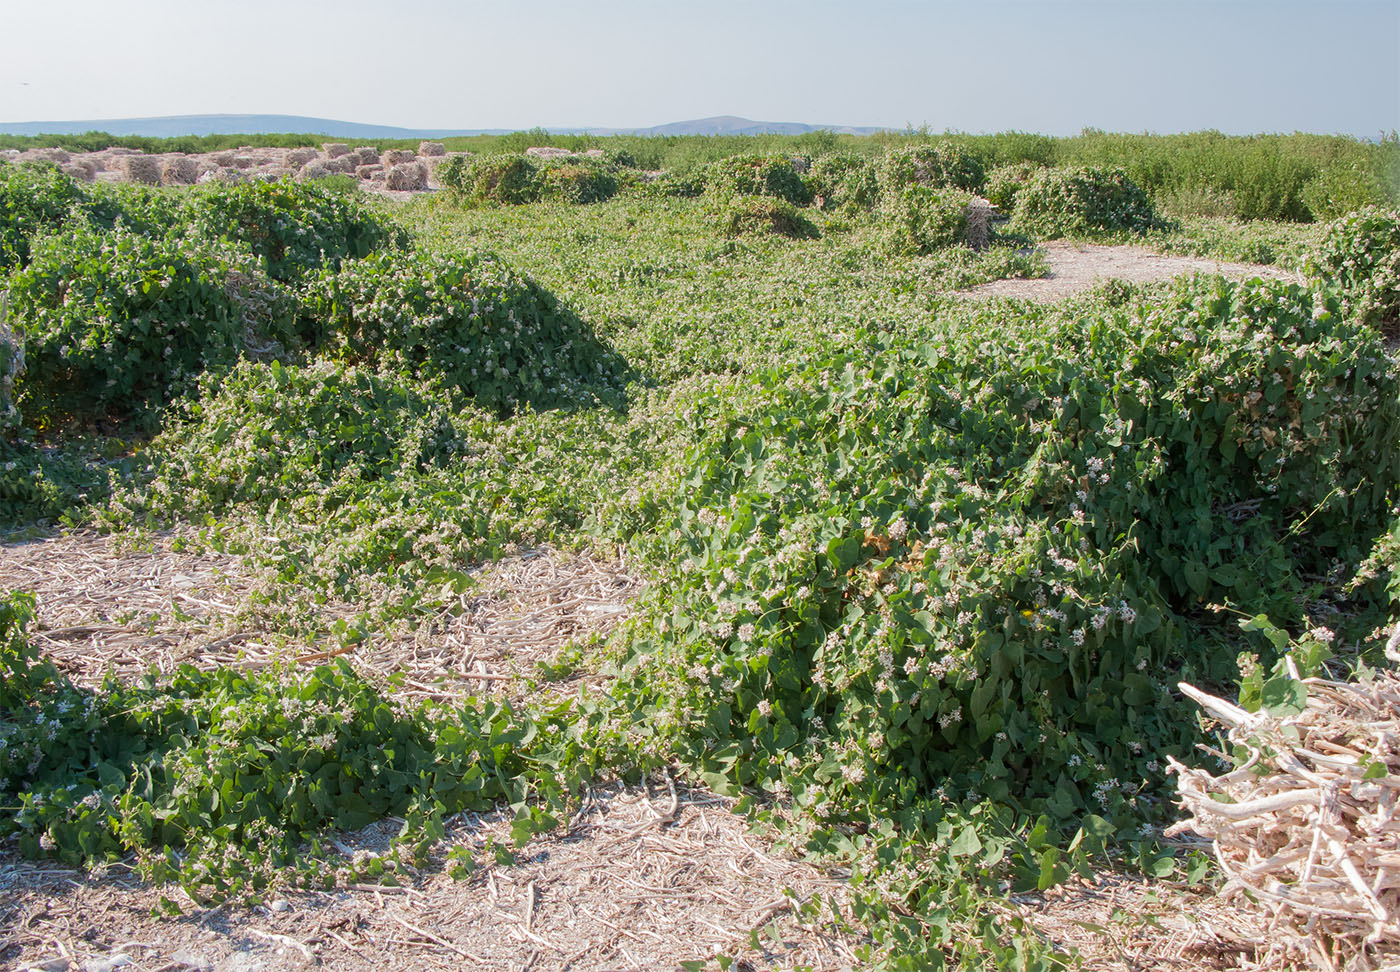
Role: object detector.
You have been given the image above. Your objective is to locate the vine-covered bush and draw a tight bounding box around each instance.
[879,185,972,254]
[718,194,818,239]
[984,162,1041,212]
[437,154,541,205]
[1011,165,1159,238]
[0,290,20,434]
[536,160,619,204]
[7,223,295,428]
[0,164,85,270]
[878,142,987,194]
[702,155,812,206]
[807,154,880,212]
[1308,207,1400,333]
[1302,161,1393,222]
[616,277,1398,825]
[80,182,186,237]
[297,248,629,412]
[183,178,406,283]
[123,360,470,518]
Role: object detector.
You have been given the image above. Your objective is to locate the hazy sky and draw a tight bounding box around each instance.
[1,0,1396,135]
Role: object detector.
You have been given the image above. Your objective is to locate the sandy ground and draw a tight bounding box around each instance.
[1,781,857,972]
[962,240,1302,301]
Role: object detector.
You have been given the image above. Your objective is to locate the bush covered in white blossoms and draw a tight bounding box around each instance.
[6,221,295,429]
[613,275,1397,826]
[1308,206,1400,335]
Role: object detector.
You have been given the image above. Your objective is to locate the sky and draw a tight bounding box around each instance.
[1,0,1397,136]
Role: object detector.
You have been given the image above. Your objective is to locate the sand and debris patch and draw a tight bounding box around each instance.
[2,780,856,972]
[1005,868,1291,971]
[961,240,1301,302]
[355,547,643,701]
[0,529,267,685]
[0,532,641,696]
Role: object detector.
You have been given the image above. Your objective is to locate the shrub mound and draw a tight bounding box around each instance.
[537,159,620,204]
[807,154,880,212]
[984,162,1041,212]
[878,142,987,194]
[0,163,86,271]
[880,185,973,254]
[436,155,544,206]
[297,247,629,412]
[702,155,812,206]
[616,277,1398,824]
[183,178,406,283]
[1012,165,1159,238]
[7,222,294,428]
[719,194,819,239]
[1308,206,1400,333]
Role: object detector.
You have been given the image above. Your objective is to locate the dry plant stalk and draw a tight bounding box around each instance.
[1168,661,1400,972]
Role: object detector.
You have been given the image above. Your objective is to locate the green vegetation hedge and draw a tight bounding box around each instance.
[880,185,972,254]
[719,194,818,239]
[878,142,987,194]
[1011,165,1159,238]
[437,155,541,205]
[702,155,812,206]
[8,223,295,429]
[1301,161,1393,222]
[184,179,406,283]
[0,292,19,434]
[984,162,1041,212]
[0,163,85,271]
[536,160,619,204]
[807,153,880,212]
[1308,206,1400,333]
[616,277,1398,823]
[297,248,629,412]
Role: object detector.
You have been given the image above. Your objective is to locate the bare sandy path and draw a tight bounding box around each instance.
[963,240,1302,302]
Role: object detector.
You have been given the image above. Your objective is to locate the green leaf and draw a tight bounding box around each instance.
[1260,675,1307,717]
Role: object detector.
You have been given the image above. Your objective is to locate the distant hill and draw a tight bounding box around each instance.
[0,113,887,139]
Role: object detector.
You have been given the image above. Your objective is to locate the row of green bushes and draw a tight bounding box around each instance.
[0,170,628,434]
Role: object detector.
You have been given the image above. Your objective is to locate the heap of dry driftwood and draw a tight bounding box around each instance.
[1169,644,1400,972]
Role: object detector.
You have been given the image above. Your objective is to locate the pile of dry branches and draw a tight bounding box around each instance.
[1168,654,1400,971]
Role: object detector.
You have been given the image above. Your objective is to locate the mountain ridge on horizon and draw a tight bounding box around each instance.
[0,113,889,140]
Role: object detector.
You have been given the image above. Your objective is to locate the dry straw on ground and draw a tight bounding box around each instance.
[1168,645,1400,972]
[2,780,857,972]
[0,531,640,700]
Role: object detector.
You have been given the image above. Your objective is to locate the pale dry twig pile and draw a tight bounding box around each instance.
[1168,651,1400,972]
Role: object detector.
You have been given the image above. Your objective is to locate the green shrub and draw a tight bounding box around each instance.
[617,277,1397,822]
[983,163,1040,212]
[1308,207,1400,333]
[878,142,987,194]
[437,154,541,205]
[638,170,706,199]
[79,182,186,237]
[8,222,295,429]
[183,178,406,283]
[537,160,619,204]
[1302,160,1393,222]
[296,248,628,412]
[807,154,880,212]
[880,185,972,254]
[702,155,812,206]
[126,359,471,518]
[0,164,85,271]
[719,194,819,239]
[1011,165,1158,238]
[0,291,19,435]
